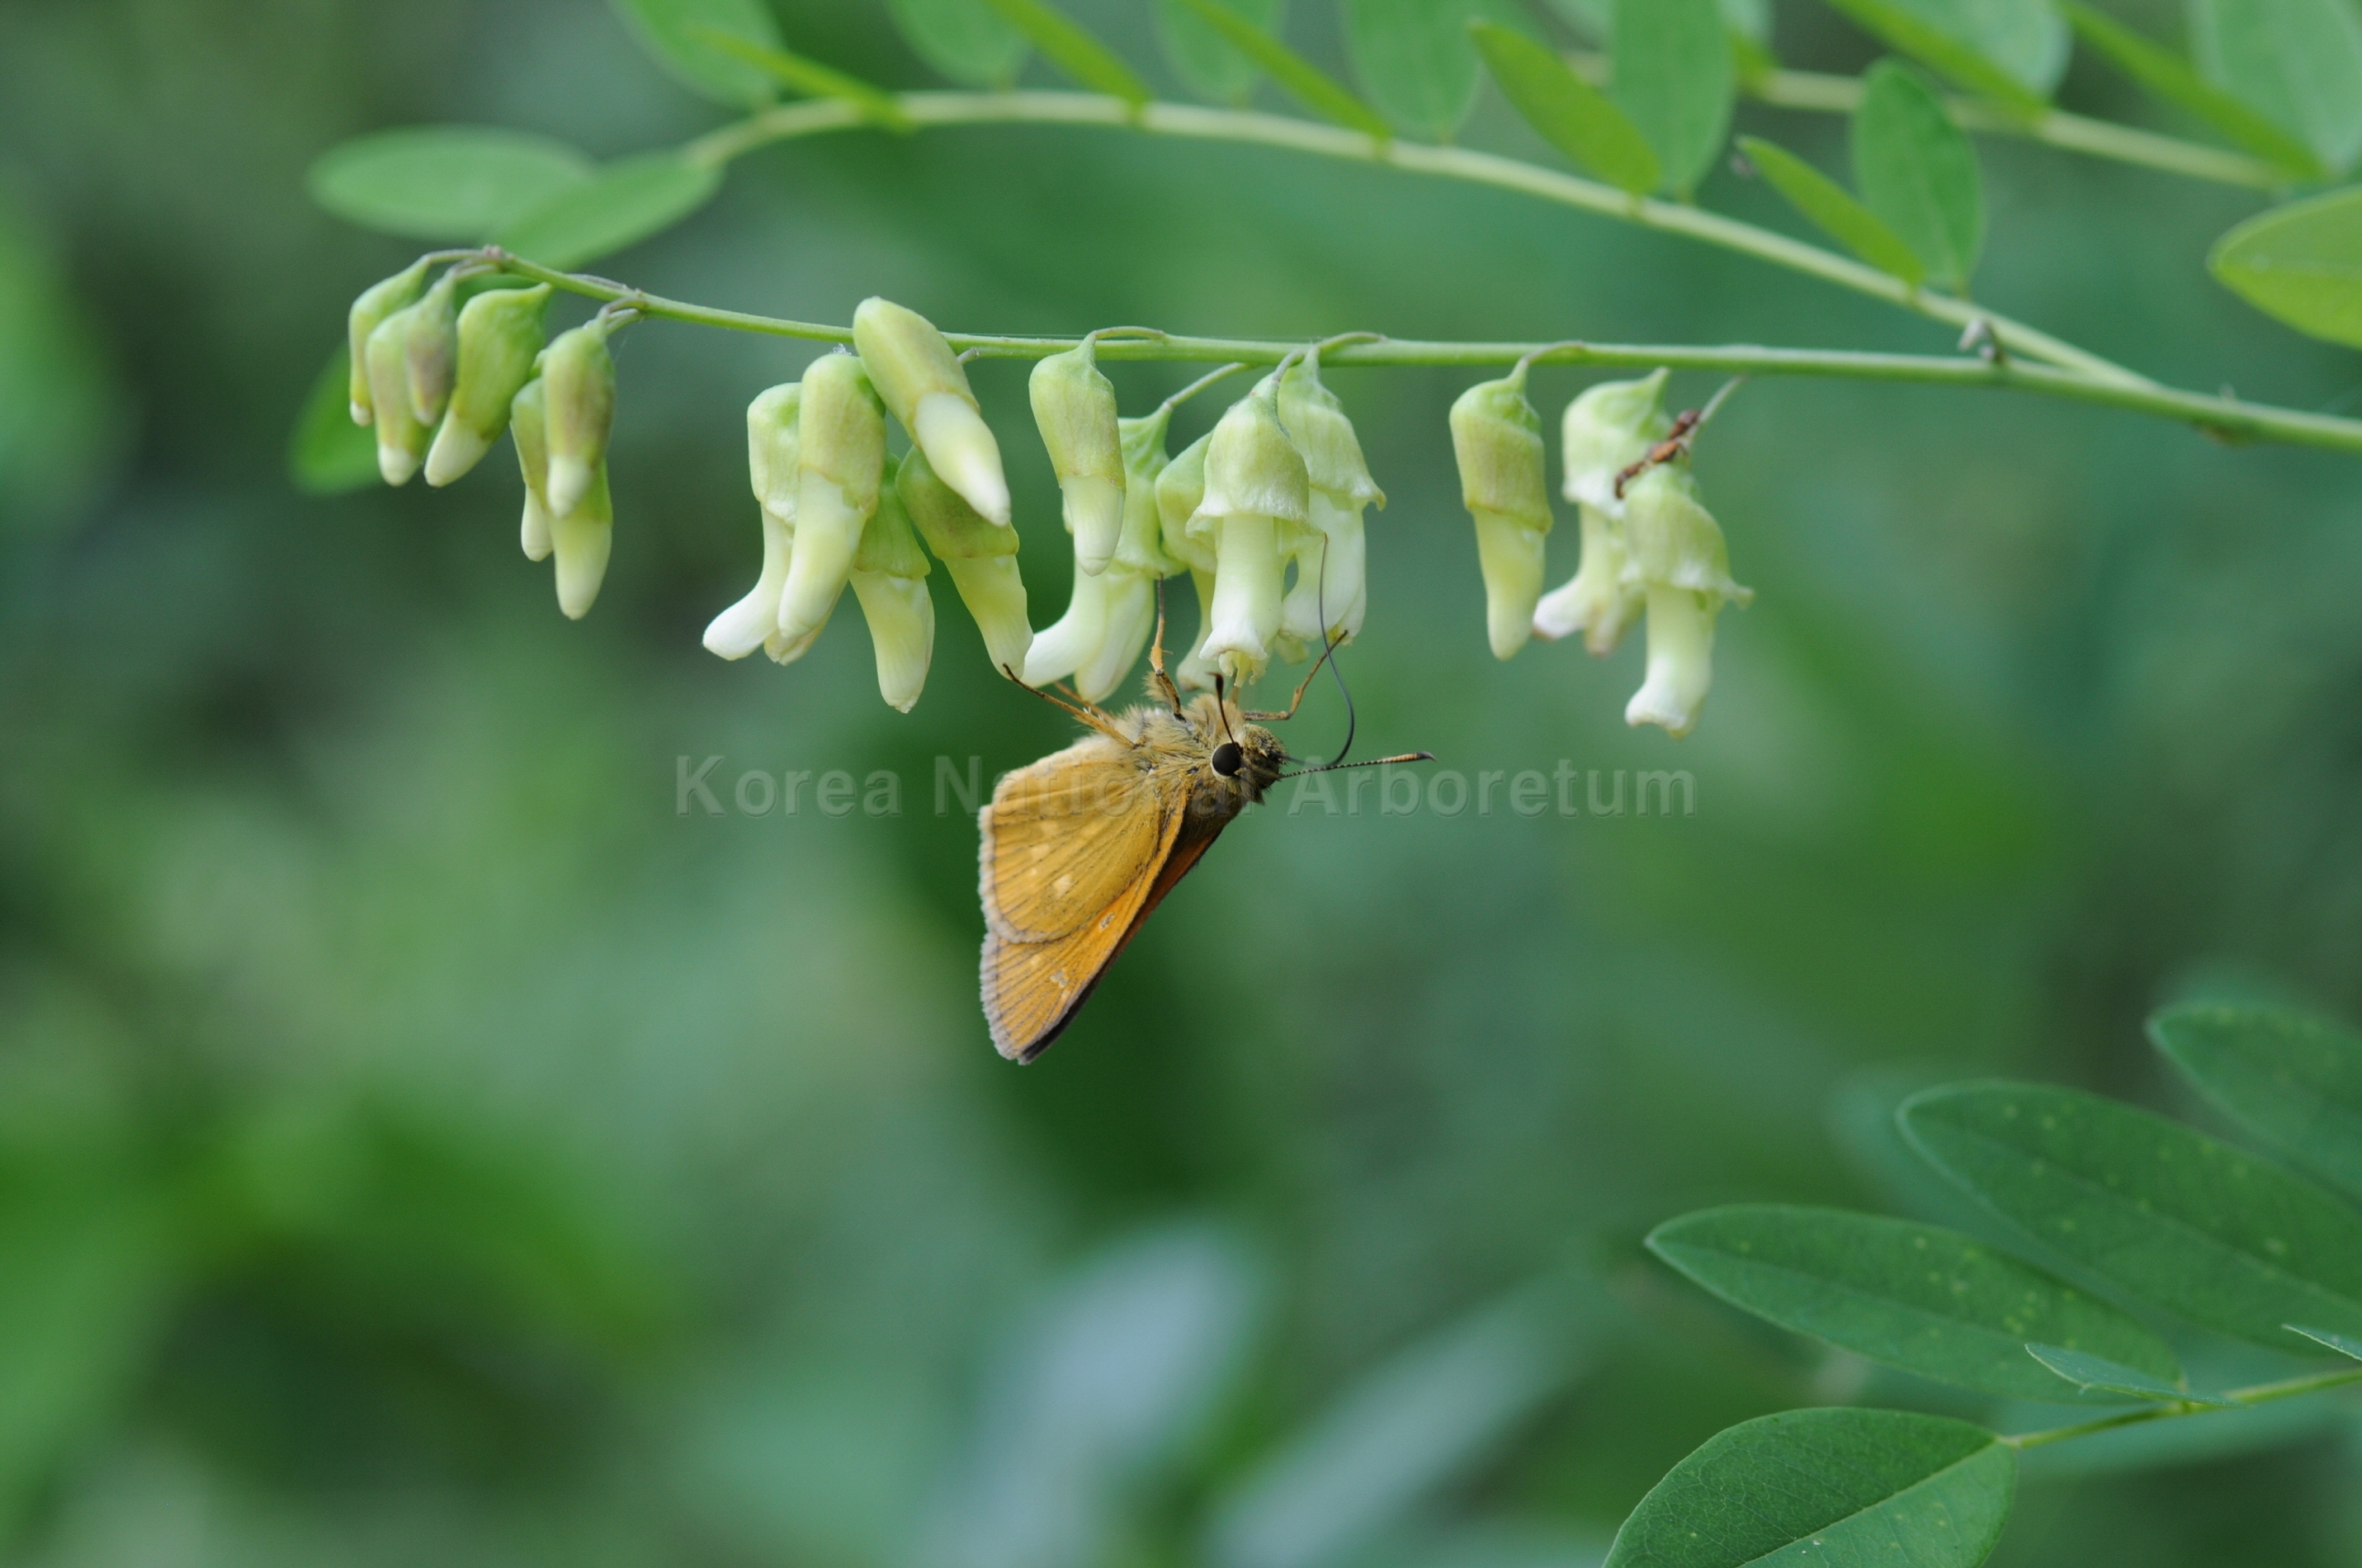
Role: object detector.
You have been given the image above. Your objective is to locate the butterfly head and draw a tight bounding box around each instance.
[1179,693,1286,809]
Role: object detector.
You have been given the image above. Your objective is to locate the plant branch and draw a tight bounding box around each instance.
[1562,53,2289,191]
[480,249,2362,455]
[678,89,2148,388]
[2002,1364,2362,1451]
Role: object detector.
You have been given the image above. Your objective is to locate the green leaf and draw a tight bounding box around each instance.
[1603,1408,2015,1568]
[1901,1082,2362,1351]
[2286,1323,2362,1360]
[1174,0,1394,139]
[1820,0,2048,110]
[2207,187,2362,350]
[1647,1205,2180,1404]
[1471,22,1660,194]
[1853,59,1983,290]
[308,127,595,243]
[1157,0,1285,104]
[2057,3,2320,175]
[980,0,1152,104]
[2023,1344,2229,1405]
[1342,0,1524,141]
[289,346,382,496]
[1737,135,1925,284]
[885,0,1030,89]
[2154,1003,2362,1197]
[609,0,781,108]
[496,153,723,270]
[689,29,914,130]
[2190,0,2362,175]
[1611,0,1733,198]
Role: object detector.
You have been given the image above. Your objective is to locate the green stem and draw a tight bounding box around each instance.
[2003,1364,2362,1451]
[1568,55,2289,191]
[679,90,2148,388]
[482,250,2362,455]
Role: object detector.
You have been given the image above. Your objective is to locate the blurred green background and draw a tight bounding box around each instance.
[4,0,2361,1563]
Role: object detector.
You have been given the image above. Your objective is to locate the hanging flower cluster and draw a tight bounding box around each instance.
[338,267,1748,736]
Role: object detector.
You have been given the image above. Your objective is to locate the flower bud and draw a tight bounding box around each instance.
[773,352,885,662]
[1562,369,1671,513]
[424,283,550,486]
[550,460,613,620]
[746,382,802,522]
[542,322,616,519]
[363,309,430,486]
[1155,433,1218,577]
[402,268,464,428]
[1450,371,1552,661]
[1531,503,1642,655]
[1619,464,1751,737]
[347,259,430,424]
[899,447,1031,677]
[1275,360,1382,660]
[852,298,1009,526]
[1029,342,1124,575]
[848,483,935,712]
[1194,382,1308,686]
[510,373,554,560]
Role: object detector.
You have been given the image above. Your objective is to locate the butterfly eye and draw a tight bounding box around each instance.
[1210,741,1244,778]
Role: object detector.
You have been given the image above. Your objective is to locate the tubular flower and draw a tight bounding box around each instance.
[1449,367,1552,661]
[898,447,1031,677]
[852,298,1009,526]
[1190,377,1308,686]
[402,267,465,429]
[848,479,935,712]
[542,321,617,519]
[363,306,430,486]
[705,382,801,661]
[425,283,550,486]
[1275,358,1384,663]
[510,373,554,561]
[1024,406,1173,701]
[1155,432,1221,691]
[1533,371,1672,653]
[509,363,615,620]
[1029,340,1124,575]
[1619,464,1751,738]
[773,351,885,664]
[346,259,429,425]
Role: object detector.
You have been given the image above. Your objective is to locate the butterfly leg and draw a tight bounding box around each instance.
[998,664,1131,741]
[1147,576,1184,717]
[1244,630,1344,724]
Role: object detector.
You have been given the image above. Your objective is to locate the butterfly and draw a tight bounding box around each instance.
[977,601,1427,1061]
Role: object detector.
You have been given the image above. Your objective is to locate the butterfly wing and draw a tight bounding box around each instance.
[979,736,1197,1061]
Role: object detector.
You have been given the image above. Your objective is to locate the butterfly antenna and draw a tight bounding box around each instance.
[1284,750,1435,779]
[1211,671,1242,747]
[1315,537,1357,765]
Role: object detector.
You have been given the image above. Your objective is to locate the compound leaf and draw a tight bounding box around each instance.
[2208,188,2362,351]
[496,152,722,270]
[981,0,1152,103]
[1853,59,1983,290]
[1158,0,1285,104]
[1822,0,2048,109]
[308,127,594,243]
[1738,135,1923,284]
[1175,0,1393,138]
[1472,21,1659,194]
[885,0,1030,88]
[609,0,781,107]
[1611,0,1733,198]
[1342,0,1523,141]
[2058,3,2319,175]
[2190,0,2362,175]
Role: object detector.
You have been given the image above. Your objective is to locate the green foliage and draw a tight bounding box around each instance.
[2022,1344,2228,1405]
[1736,135,1923,284]
[2208,186,2362,350]
[1902,1081,2362,1348]
[694,30,916,128]
[979,0,1151,105]
[884,0,1029,88]
[1819,0,2050,110]
[1339,0,1523,142]
[1174,0,1393,138]
[608,0,782,108]
[307,126,594,242]
[1646,1205,2179,1403]
[496,153,723,269]
[1157,0,1285,104]
[1603,1408,2016,1568]
[0,186,115,528]
[2056,3,2321,176]
[288,346,381,495]
[1636,1002,2362,1563]
[1471,21,1660,195]
[1853,60,1983,291]
[2189,0,2362,174]
[1610,0,1733,198]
